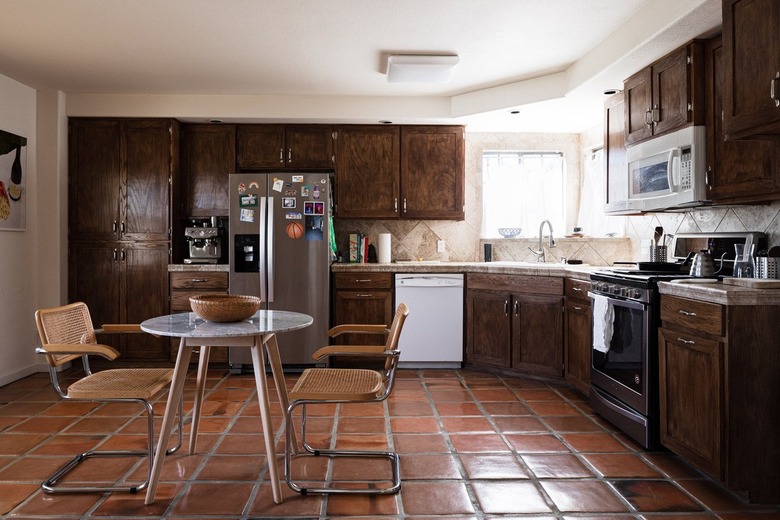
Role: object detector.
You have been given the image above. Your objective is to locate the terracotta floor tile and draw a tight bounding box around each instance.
[8,416,75,433]
[393,433,449,454]
[612,479,703,512]
[481,401,532,415]
[561,432,631,453]
[435,402,484,416]
[429,389,475,402]
[582,453,662,478]
[470,388,519,401]
[330,456,397,482]
[449,433,510,453]
[505,434,570,454]
[92,483,181,517]
[525,401,582,416]
[399,453,462,479]
[523,453,595,478]
[542,415,604,432]
[326,490,399,516]
[334,433,390,450]
[440,416,495,433]
[492,415,549,433]
[214,433,272,454]
[0,401,53,416]
[194,454,266,481]
[676,478,760,512]
[250,481,324,516]
[388,401,435,416]
[337,416,387,434]
[515,388,567,401]
[459,453,529,479]
[38,401,100,416]
[171,482,254,515]
[642,452,704,479]
[339,402,386,416]
[542,480,629,512]
[390,416,440,433]
[401,481,475,515]
[472,480,552,514]
[0,433,49,455]
[12,488,102,516]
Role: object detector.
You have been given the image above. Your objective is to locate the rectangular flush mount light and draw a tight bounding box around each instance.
[386,54,460,83]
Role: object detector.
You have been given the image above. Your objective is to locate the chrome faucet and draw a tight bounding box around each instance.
[528,219,555,262]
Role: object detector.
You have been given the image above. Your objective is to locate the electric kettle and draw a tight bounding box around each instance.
[689,250,727,277]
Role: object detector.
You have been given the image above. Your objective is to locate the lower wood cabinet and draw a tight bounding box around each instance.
[331,272,393,346]
[69,241,170,362]
[658,293,780,504]
[564,279,591,394]
[466,274,564,378]
[169,270,229,363]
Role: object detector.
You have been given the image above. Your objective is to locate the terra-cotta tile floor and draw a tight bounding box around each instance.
[1,367,779,519]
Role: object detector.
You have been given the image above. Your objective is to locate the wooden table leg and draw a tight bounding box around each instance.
[250,335,283,504]
[189,345,211,454]
[263,333,297,454]
[145,337,192,505]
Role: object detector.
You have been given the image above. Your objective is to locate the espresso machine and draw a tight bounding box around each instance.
[184,216,227,264]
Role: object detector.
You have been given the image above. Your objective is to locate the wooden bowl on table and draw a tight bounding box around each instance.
[189,294,261,322]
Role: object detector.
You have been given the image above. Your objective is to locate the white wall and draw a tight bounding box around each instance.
[0,74,66,386]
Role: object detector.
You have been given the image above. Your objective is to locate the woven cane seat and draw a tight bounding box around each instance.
[67,368,173,400]
[289,368,383,401]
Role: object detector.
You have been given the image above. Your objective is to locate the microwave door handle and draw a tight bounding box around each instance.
[667,148,679,192]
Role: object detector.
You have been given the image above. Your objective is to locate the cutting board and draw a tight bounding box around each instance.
[721,278,780,288]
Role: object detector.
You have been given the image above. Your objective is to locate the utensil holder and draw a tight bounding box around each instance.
[649,245,667,263]
[756,257,780,278]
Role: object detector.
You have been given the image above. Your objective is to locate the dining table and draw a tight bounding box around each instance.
[140,310,313,505]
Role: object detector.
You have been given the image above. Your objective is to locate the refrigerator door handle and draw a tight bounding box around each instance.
[259,196,268,302]
[266,196,274,303]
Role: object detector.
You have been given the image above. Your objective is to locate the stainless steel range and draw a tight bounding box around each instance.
[588,232,766,449]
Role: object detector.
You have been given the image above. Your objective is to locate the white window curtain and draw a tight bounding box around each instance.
[576,148,626,236]
[482,151,565,238]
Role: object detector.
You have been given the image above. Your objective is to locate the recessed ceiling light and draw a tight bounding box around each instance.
[208,118,223,123]
[379,120,393,124]
[386,54,459,83]
[603,89,623,95]
[509,110,521,115]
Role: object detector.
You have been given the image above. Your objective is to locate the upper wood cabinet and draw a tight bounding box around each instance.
[237,124,334,169]
[704,36,780,203]
[722,0,780,139]
[603,93,628,213]
[334,125,400,218]
[334,125,465,220]
[69,118,176,241]
[181,124,235,217]
[400,126,465,220]
[624,43,704,146]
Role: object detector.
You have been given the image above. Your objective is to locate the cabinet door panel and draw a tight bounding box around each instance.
[512,293,563,377]
[184,125,235,216]
[69,120,121,240]
[332,290,393,345]
[624,69,653,145]
[653,47,690,135]
[466,290,511,367]
[565,299,591,393]
[335,126,399,218]
[69,243,121,328]
[659,329,723,478]
[123,120,171,241]
[286,125,333,168]
[400,126,464,220]
[122,243,170,360]
[237,125,285,169]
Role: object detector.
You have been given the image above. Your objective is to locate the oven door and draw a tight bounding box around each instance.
[589,293,651,415]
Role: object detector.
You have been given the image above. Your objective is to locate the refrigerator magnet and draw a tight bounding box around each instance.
[301,185,310,197]
[284,189,297,196]
[305,216,323,241]
[314,201,324,215]
[238,182,246,194]
[313,186,320,199]
[282,197,296,208]
[292,175,304,183]
[286,221,304,239]
[239,193,258,207]
[285,212,302,220]
[248,181,260,189]
[304,201,314,215]
[240,208,255,223]
[272,178,284,192]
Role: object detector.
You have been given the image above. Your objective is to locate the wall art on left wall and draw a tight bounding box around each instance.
[0,129,27,231]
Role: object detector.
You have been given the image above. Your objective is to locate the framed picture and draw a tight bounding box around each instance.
[0,129,27,231]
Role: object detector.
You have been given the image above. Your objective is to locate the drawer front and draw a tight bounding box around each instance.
[565,278,591,301]
[333,272,392,290]
[170,271,228,290]
[660,295,724,337]
[468,273,563,295]
[171,290,229,312]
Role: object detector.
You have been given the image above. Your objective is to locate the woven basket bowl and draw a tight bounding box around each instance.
[189,294,261,322]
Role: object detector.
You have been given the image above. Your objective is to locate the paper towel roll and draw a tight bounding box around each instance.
[378,233,392,263]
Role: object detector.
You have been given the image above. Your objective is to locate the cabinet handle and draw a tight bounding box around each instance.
[504,299,509,316]
[651,104,660,123]
[120,249,126,262]
[514,300,519,316]
[573,305,583,311]
[645,110,653,126]
[394,198,398,213]
[678,309,697,317]
[288,148,292,163]
[572,287,582,292]
[120,221,125,234]
[112,220,117,233]
[113,248,118,261]
[191,278,208,283]
[356,293,373,297]
[676,337,695,345]
[706,166,711,187]
[279,148,284,163]
[354,279,372,282]
[771,72,780,107]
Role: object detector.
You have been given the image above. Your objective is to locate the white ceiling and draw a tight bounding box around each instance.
[0,0,722,133]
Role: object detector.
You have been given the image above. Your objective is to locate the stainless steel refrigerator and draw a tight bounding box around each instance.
[228,172,332,370]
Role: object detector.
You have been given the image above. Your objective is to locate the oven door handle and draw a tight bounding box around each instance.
[588,292,649,312]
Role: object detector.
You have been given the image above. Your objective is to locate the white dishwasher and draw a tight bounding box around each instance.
[395,273,464,368]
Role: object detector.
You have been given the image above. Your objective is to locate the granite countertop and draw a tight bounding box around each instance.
[330,261,597,281]
[658,279,780,306]
[168,264,229,272]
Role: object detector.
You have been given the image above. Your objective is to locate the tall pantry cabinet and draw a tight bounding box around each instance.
[68,118,179,361]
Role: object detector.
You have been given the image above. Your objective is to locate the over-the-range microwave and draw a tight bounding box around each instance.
[605,125,708,215]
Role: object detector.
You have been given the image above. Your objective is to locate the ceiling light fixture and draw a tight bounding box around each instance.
[386,54,460,83]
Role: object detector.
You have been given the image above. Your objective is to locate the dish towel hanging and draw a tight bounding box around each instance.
[592,294,614,353]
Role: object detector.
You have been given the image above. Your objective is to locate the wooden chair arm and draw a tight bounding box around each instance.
[98,324,142,333]
[37,343,121,360]
[312,345,386,360]
[327,324,387,338]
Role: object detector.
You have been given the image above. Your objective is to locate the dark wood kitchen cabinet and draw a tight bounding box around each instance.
[169,270,229,363]
[704,36,780,203]
[181,124,235,217]
[624,43,704,145]
[331,272,393,346]
[466,274,563,378]
[400,125,465,220]
[69,241,170,361]
[722,0,780,139]
[69,118,177,242]
[658,292,780,504]
[237,124,334,170]
[334,125,400,218]
[564,278,591,395]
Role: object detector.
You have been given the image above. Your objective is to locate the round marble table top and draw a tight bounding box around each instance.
[140,310,313,338]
